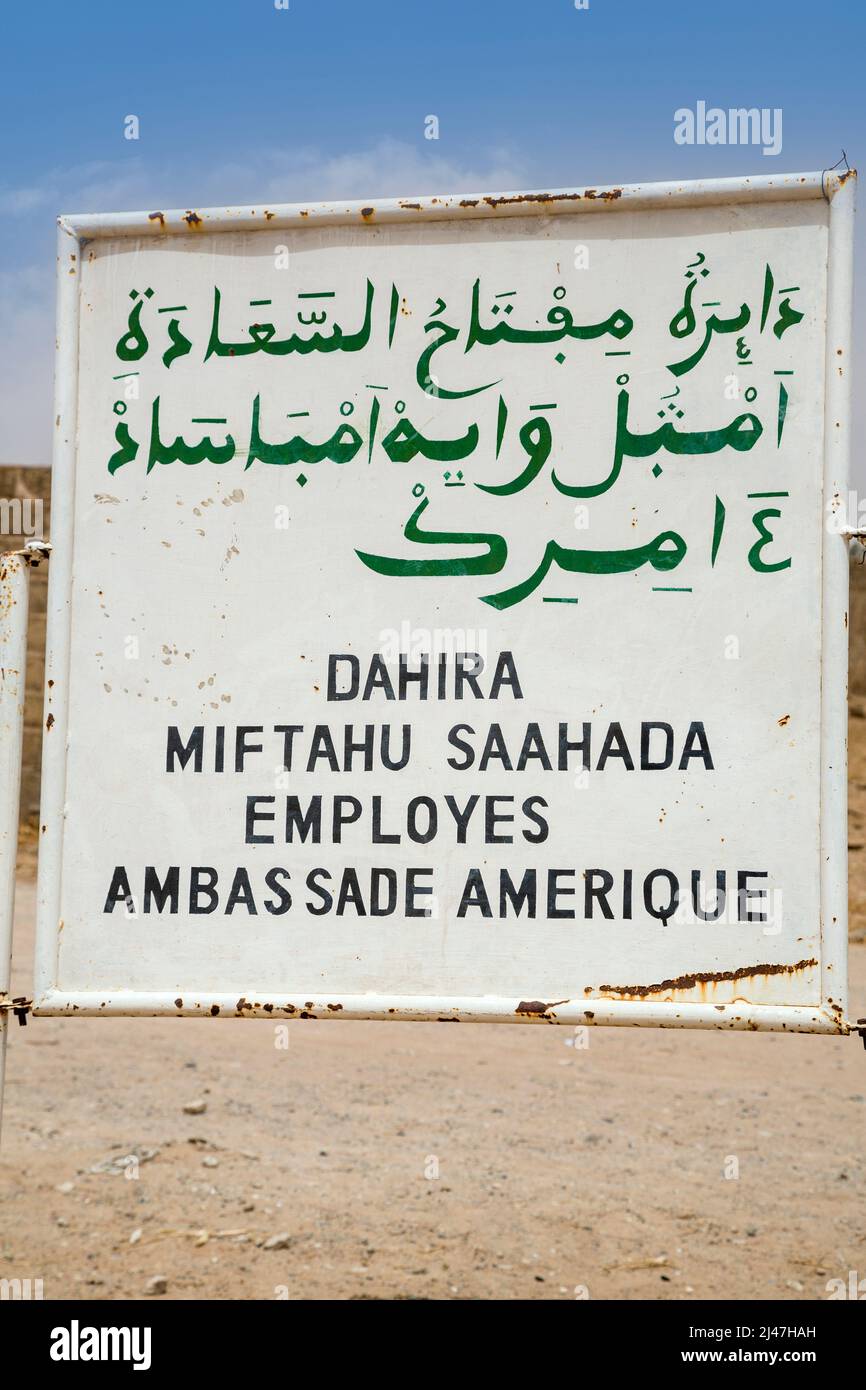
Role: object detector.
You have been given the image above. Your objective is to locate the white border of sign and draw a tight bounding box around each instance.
[33,170,855,1032]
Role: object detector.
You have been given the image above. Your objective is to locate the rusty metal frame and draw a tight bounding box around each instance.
[0,552,33,1141]
[32,170,856,1032]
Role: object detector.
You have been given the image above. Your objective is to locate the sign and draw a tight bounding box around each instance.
[33,172,855,1032]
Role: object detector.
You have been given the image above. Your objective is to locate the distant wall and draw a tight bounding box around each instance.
[1,463,865,823]
[850,553,866,697]
[0,465,50,824]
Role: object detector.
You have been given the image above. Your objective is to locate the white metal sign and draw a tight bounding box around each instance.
[34,171,854,1031]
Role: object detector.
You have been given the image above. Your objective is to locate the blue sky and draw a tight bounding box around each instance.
[0,0,861,470]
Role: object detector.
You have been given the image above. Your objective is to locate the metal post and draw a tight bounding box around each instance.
[0,548,35,1146]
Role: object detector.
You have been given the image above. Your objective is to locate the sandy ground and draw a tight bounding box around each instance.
[2,724,866,1303]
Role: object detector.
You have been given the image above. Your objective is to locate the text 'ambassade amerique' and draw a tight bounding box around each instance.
[100,652,771,929]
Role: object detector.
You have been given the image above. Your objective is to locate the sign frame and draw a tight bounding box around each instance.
[33,170,855,1032]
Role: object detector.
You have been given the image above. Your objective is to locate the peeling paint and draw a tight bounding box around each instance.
[515,998,569,1016]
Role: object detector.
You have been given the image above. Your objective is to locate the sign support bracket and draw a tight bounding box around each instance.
[0,541,49,1148]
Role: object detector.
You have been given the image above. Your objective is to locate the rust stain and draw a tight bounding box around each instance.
[515,997,569,1016]
[174,997,183,1009]
[400,201,422,211]
[483,192,582,209]
[326,1003,343,1011]
[597,957,818,998]
[480,189,622,210]
[148,212,165,228]
[183,211,203,229]
[264,210,275,220]
[45,712,55,731]
[360,206,375,220]
[210,1004,220,1016]
[459,198,479,208]
[778,713,791,726]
